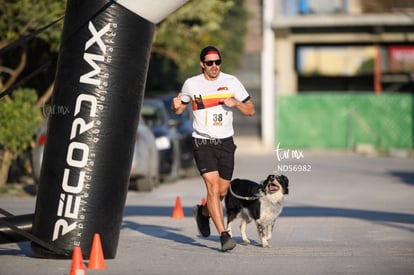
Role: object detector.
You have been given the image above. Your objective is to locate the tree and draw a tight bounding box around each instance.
[149,0,248,90]
[0,0,65,93]
[220,0,249,73]
[0,0,65,186]
[0,89,42,186]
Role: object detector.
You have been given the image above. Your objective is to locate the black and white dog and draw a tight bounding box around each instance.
[225,174,289,248]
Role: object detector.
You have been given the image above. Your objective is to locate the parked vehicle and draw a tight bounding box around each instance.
[31,116,159,191]
[160,95,197,177]
[130,117,160,191]
[141,99,181,182]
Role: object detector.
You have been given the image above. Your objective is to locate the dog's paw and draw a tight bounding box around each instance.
[242,239,250,245]
[261,240,270,248]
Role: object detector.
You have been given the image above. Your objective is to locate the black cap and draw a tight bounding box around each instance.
[200,46,221,61]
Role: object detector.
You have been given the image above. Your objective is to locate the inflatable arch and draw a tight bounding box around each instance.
[0,0,187,259]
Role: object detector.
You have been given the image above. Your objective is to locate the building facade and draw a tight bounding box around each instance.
[273,0,414,95]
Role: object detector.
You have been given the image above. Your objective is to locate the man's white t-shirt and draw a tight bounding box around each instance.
[181,72,250,139]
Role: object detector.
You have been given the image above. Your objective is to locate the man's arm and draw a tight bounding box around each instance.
[221,98,255,116]
[170,93,187,115]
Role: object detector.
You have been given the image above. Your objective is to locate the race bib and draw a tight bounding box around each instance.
[206,110,230,127]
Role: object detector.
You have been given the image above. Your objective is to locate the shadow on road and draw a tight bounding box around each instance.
[0,241,31,256]
[121,220,220,251]
[282,206,414,233]
[124,205,194,217]
[388,171,414,186]
[124,205,414,233]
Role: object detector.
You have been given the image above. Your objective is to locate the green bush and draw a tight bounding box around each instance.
[0,88,42,155]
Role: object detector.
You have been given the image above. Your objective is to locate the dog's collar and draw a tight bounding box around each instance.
[229,184,262,201]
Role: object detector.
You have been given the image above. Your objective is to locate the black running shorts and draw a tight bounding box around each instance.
[192,137,237,180]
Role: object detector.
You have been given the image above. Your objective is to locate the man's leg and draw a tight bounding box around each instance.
[202,171,236,251]
[202,171,226,234]
[194,172,230,237]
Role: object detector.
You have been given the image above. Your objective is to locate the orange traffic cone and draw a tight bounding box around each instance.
[70,246,86,275]
[88,233,106,270]
[172,196,184,219]
[201,197,207,206]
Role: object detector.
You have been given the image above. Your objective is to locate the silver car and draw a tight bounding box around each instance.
[32,116,159,192]
[130,117,160,191]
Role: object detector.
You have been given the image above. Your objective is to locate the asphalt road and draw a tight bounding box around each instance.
[1,147,414,275]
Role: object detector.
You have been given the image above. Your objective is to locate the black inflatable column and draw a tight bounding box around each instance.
[32,0,155,259]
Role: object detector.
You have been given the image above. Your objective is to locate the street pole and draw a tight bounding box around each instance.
[261,0,275,149]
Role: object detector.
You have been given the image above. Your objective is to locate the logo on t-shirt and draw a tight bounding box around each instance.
[191,93,233,110]
[194,94,205,110]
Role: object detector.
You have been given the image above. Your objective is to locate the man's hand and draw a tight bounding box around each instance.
[219,97,255,116]
[219,97,240,108]
[171,93,186,115]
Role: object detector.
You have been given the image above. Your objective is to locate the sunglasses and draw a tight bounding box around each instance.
[204,59,221,66]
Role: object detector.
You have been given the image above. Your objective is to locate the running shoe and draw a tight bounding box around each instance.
[220,231,236,252]
[192,204,210,237]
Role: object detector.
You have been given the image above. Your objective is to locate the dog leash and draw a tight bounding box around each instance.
[228,184,262,201]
